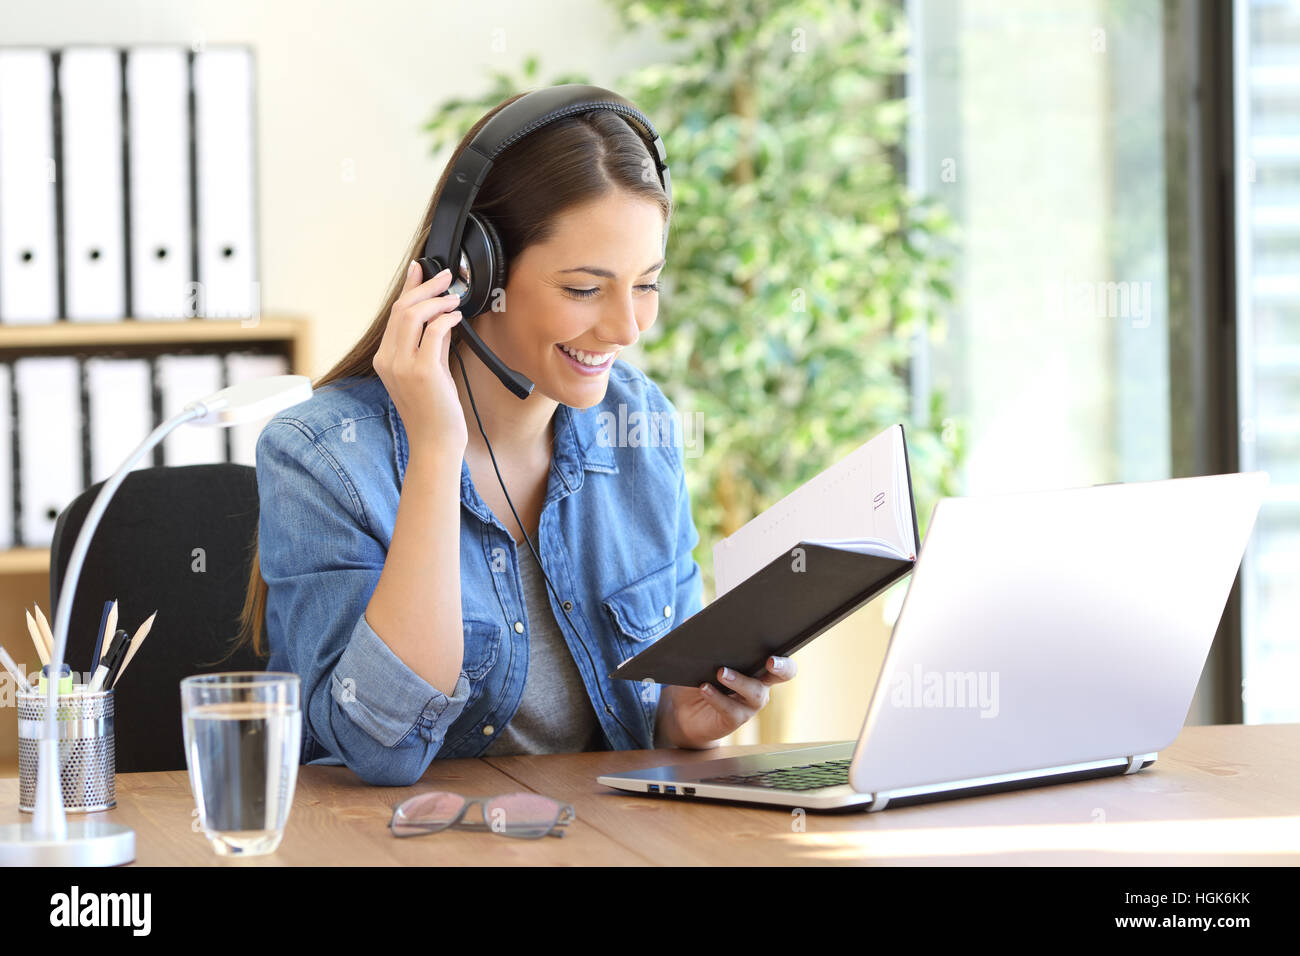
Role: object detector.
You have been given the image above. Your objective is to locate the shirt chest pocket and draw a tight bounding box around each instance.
[462,618,503,679]
[601,560,678,652]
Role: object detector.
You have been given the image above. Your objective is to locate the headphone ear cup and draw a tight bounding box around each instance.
[482,215,507,296]
[458,213,504,319]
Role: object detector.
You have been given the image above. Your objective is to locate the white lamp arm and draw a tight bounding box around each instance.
[32,405,205,839]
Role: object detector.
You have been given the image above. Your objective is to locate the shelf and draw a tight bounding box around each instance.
[0,548,50,575]
[0,314,311,580]
[0,315,308,351]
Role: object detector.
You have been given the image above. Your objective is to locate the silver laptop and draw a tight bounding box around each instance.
[598,472,1268,812]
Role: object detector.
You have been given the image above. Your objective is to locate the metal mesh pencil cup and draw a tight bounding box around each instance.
[17,688,116,813]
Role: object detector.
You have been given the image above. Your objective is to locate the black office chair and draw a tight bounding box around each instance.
[49,463,267,773]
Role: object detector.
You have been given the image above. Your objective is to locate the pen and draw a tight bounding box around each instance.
[91,599,115,674]
[111,610,157,689]
[87,629,124,693]
[103,629,131,689]
[24,609,49,667]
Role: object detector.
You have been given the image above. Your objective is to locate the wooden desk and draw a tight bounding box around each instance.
[3,724,1296,865]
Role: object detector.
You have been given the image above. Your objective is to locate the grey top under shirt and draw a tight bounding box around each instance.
[483,545,605,756]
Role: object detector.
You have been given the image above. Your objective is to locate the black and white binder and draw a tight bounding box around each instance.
[225,351,289,465]
[610,425,919,691]
[86,356,154,484]
[15,356,81,547]
[127,46,193,320]
[0,362,13,548]
[0,49,60,324]
[60,46,127,321]
[158,353,223,464]
[194,46,257,319]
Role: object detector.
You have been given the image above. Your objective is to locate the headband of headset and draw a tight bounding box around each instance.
[421,84,672,284]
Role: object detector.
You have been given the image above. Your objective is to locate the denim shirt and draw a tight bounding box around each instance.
[255,361,703,786]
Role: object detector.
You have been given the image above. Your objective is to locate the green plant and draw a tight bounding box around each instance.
[422,0,962,597]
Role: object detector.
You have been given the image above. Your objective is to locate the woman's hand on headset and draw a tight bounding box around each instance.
[373,261,466,459]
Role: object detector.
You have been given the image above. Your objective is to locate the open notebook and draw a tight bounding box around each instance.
[610,425,919,691]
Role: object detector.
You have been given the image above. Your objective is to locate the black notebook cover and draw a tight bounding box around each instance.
[608,543,914,691]
[610,424,919,691]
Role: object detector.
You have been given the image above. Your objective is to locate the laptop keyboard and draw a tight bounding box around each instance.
[698,757,853,791]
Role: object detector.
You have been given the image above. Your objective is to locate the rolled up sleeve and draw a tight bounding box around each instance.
[256,418,472,786]
[332,612,471,749]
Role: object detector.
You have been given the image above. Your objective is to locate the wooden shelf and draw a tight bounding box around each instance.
[0,314,313,374]
[0,315,307,349]
[0,313,312,583]
[0,549,49,575]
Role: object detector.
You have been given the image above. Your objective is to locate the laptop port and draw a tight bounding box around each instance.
[683,786,696,795]
[648,784,659,793]
[665,785,677,794]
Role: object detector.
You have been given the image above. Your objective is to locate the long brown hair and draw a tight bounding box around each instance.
[234,90,671,659]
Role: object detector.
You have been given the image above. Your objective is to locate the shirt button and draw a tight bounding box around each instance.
[482,725,494,735]
[663,605,672,617]
[514,621,524,633]
[562,600,573,611]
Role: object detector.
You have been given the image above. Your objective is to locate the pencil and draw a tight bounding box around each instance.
[0,643,33,692]
[32,604,55,663]
[103,600,118,667]
[24,609,49,668]
[111,610,157,689]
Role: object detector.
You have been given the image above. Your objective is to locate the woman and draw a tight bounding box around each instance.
[238,90,797,787]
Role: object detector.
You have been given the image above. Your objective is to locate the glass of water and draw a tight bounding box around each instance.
[181,672,301,857]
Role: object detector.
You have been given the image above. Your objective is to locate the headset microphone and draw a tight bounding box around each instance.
[422,86,672,751]
[417,251,535,399]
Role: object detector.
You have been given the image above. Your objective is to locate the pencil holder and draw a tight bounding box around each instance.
[16,688,116,813]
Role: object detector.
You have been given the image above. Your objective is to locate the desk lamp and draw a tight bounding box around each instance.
[0,374,312,865]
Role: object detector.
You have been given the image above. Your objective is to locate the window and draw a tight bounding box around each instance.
[907,0,1171,500]
[1234,0,1300,723]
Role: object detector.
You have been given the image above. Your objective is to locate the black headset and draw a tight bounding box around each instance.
[417,86,673,752]
[415,84,672,400]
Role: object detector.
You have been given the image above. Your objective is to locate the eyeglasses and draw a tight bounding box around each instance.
[389,791,576,839]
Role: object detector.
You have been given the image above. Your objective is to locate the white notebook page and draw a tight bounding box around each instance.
[712,425,914,598]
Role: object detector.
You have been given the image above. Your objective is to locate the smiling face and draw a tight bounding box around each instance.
[466,189,666,408]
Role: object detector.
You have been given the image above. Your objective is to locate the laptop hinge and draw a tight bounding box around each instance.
[866,792,891,812]
[1118,749,1159,775]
